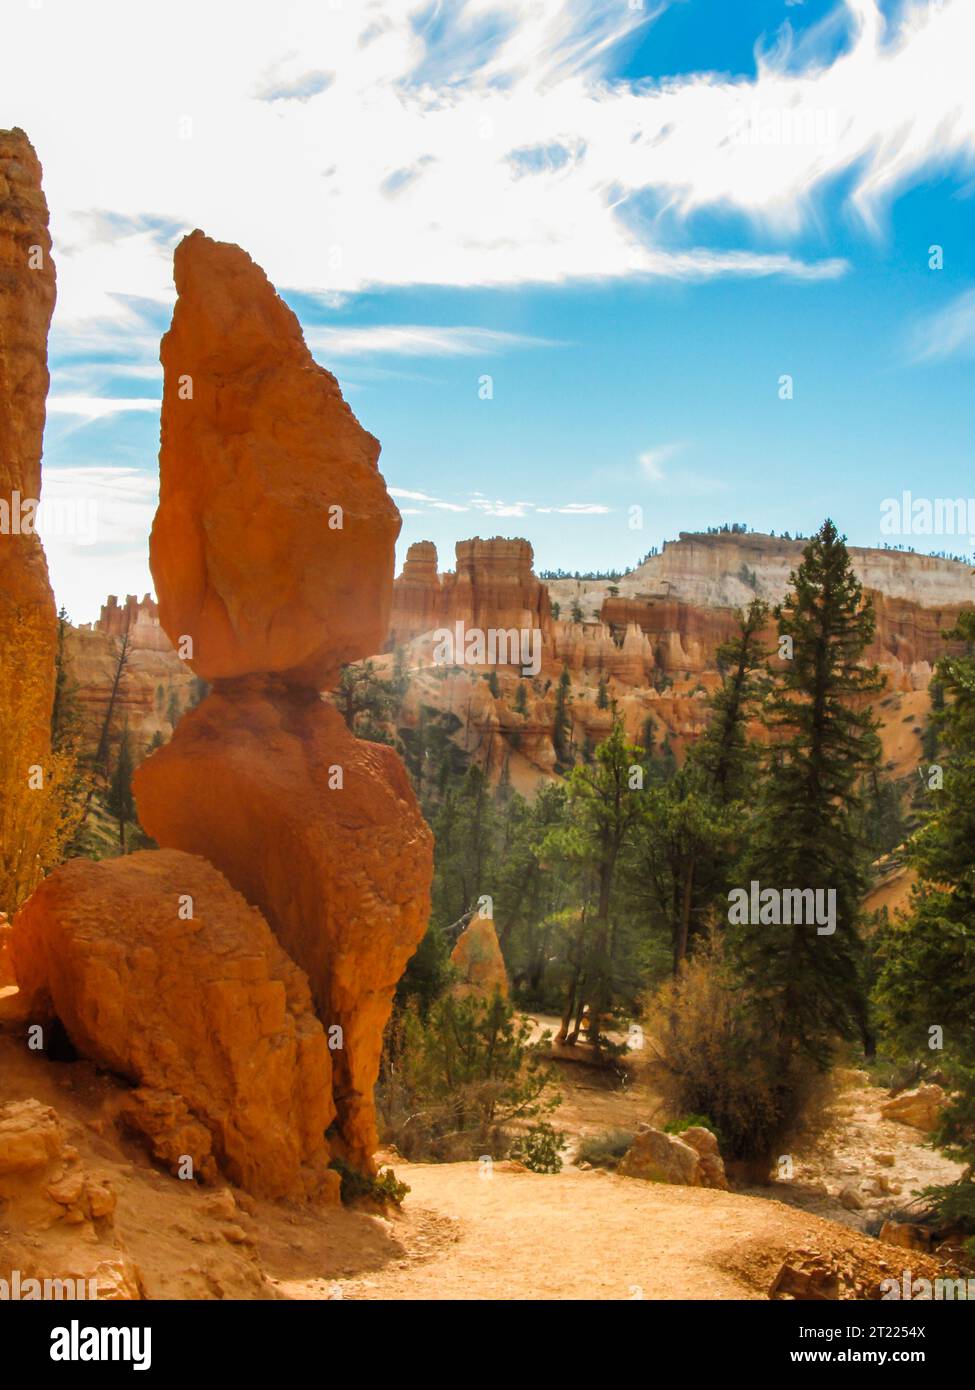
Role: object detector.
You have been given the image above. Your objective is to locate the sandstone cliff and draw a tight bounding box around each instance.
[0,129,58,913]
[379,531,972,794]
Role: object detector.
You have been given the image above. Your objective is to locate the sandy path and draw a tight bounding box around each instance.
[269,1159,905,1302]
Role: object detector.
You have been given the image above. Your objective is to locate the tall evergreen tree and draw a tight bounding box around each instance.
[107,722,136,852]
[553,665,573,767]
[735,520,883,1067]
[877,610,975,1229]
[630,601,767,973]
[543,721,643,1049]
[692,597,768,802]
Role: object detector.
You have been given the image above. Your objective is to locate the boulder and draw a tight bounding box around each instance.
[880,1084,946,1132]
[149,230,400,687]
[11,850,335,1199]
[618,1127,703,1187]
[450,916,509,1000]
[679,1125,730,1191]
[133,690,432,1170]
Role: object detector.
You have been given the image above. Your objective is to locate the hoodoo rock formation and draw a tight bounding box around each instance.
[0,129,58,910]
[389,538,553,653]
[149,230,400,688]
[134,689,432,1166]
[135,231,433,1173]
[450,916,509,1000]
[12,851,334,1200]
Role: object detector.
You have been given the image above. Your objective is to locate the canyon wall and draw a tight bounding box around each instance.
[67,595,195,758]
[0,129,58,914]
[380,531,972,794]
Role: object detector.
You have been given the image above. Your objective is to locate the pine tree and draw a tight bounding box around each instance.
[736,520,884,1068]
[691,598,768,802]
[543,722,643,1050]
[514,681,528,715]
[553,665,572,767]
[95,631,130,771]
[51,607,82,751]
[877,610,975,1229]
[107,722,136,852]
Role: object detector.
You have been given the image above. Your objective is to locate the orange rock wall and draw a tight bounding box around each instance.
[0,129,58,912]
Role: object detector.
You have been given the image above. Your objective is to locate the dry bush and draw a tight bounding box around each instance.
[642,932,832,1176]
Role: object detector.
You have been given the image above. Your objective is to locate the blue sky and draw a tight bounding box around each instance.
[1,0,973,621]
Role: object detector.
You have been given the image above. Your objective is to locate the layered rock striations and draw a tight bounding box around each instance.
[66,600,195,758]
[134,231,433,1172]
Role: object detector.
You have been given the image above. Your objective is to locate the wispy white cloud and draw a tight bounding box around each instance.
[908,288,975,363]
[395,488,613,519]
[389,487,442,503]
[639,443,684,482]
[306,325,563,358]
[46,395,161,421]
[637,443,725,495]
[10,0,970,334]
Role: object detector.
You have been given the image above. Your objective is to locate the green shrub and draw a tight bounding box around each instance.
[378,990,561,1162]
[664,1115,714,1137]
[330,1159,410,1207]
[510,1123,565,1173]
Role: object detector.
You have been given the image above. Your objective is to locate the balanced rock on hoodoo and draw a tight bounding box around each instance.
[12,850,335,1200]
[149,230,400,687]
[134,690,432,1170]
[135,230,433,1175]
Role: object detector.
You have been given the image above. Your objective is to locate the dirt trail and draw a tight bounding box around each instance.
[1,1024,959,1302]
[268,1158,929,1301]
